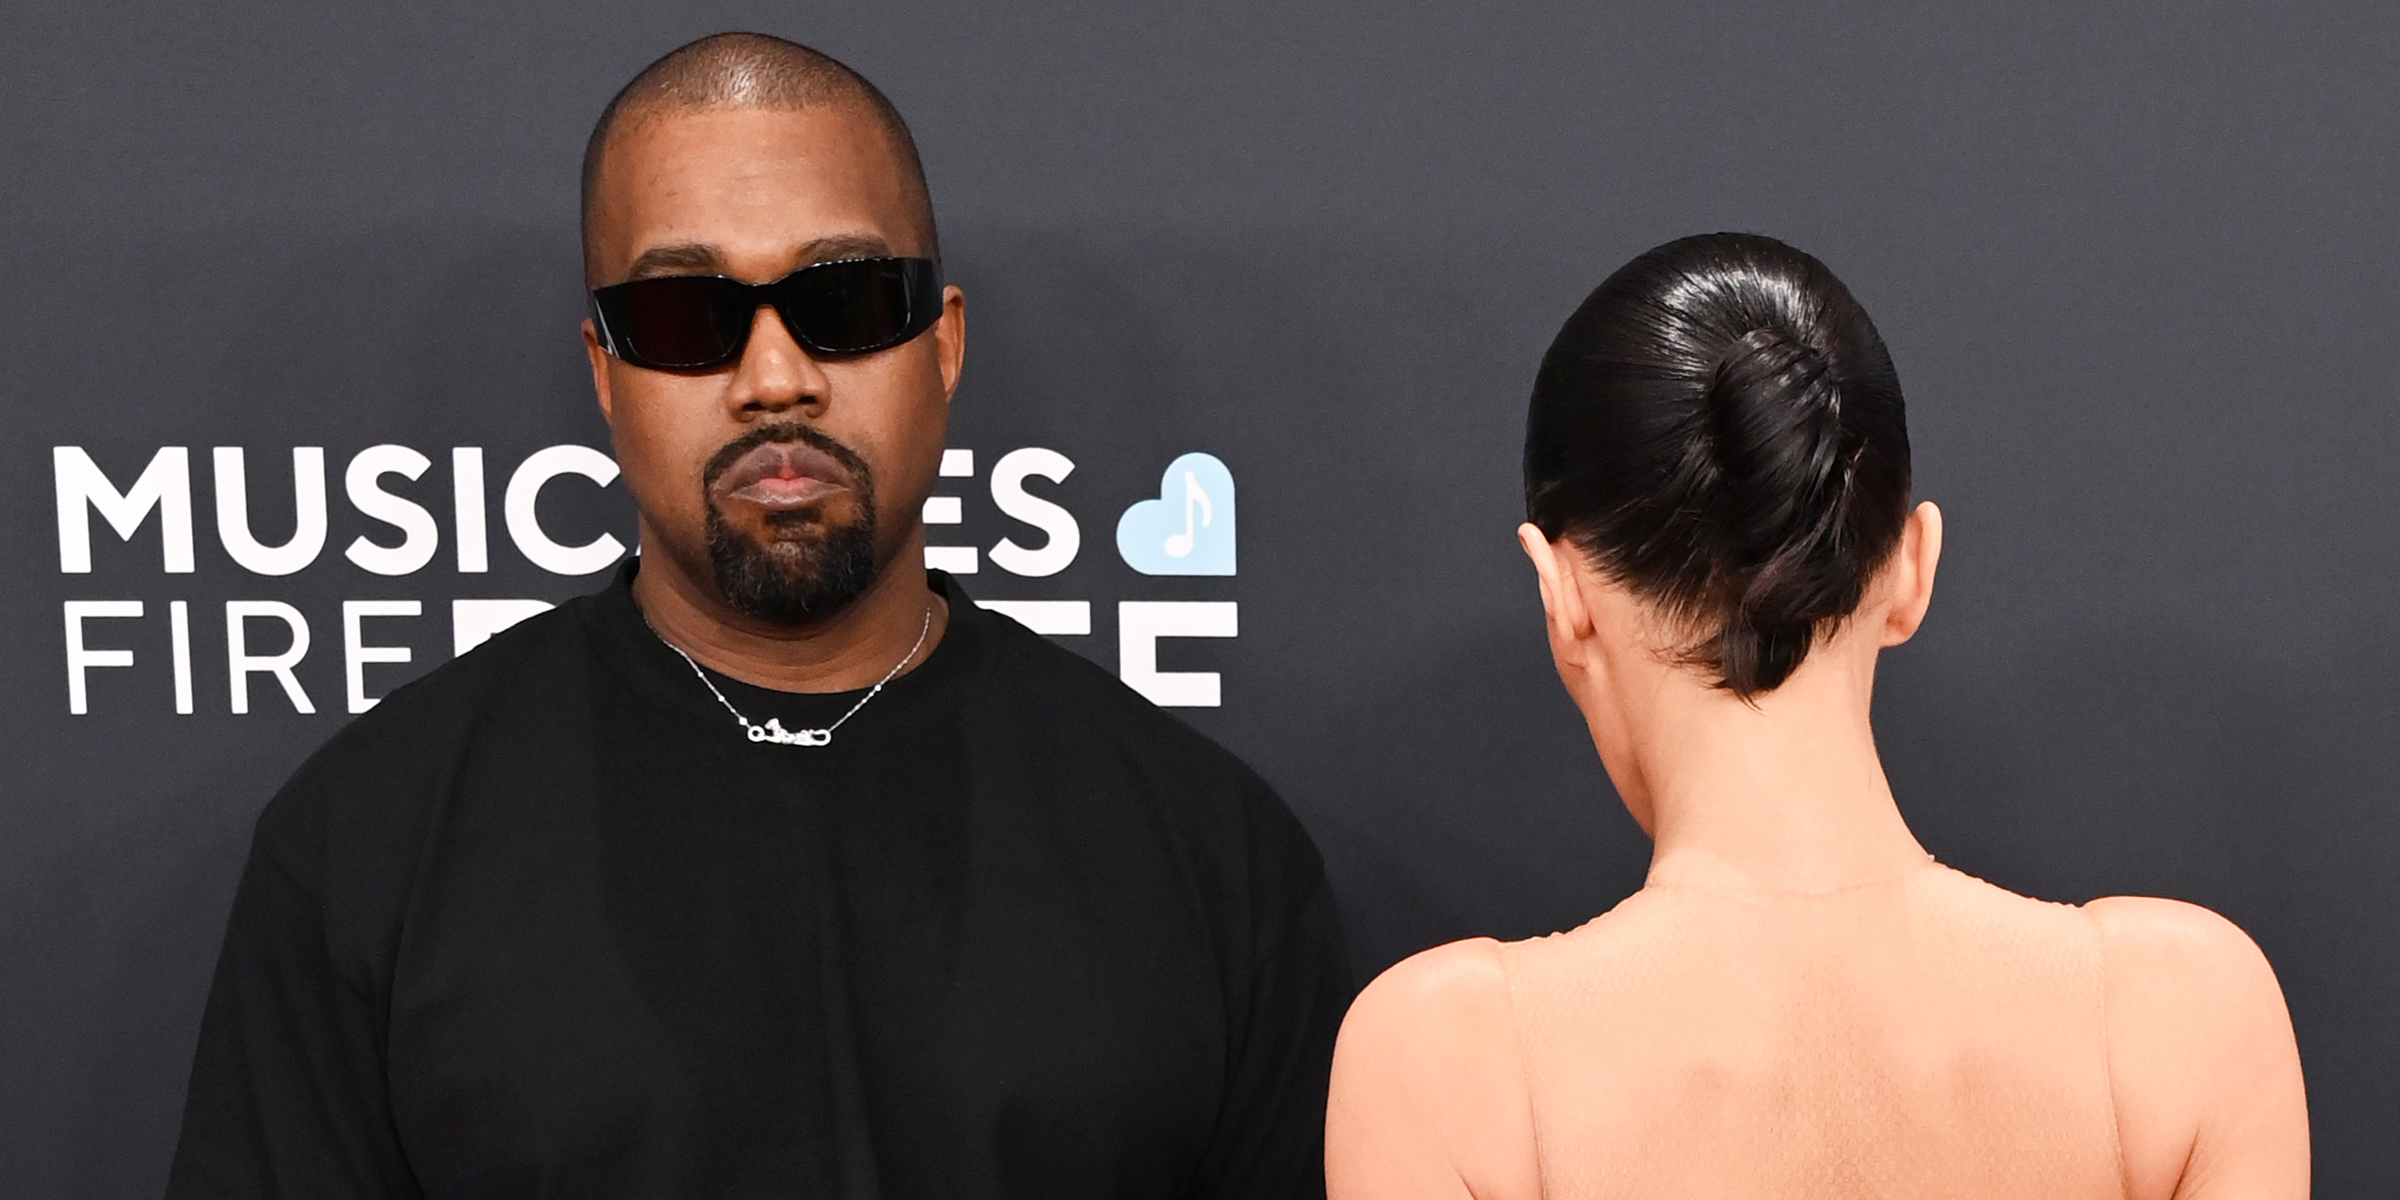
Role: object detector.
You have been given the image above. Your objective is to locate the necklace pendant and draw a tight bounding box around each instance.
[747,717,833,747]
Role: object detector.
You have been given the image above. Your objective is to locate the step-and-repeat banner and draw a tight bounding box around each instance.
[50,440,1242,715]
[7,3,2396,1193]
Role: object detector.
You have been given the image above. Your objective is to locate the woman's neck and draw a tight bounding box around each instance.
[1610,639,1933,896]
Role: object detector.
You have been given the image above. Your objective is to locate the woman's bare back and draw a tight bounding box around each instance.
[1327,865,2305,1200]
[1499,865,2121,1198]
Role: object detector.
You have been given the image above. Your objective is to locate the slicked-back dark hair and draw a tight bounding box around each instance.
[580,32,938,281]
[1524,233,1911,696]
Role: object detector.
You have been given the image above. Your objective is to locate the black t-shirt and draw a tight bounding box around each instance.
[166,565,1348,1199]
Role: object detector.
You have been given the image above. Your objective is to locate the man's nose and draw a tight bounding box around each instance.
[726,303,830,417]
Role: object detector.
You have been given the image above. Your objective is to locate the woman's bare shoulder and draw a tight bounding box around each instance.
[1358,936,1513,1007]
[2083,896,2309,1200]
[1328,938,1541,1200]
[1336,938,1519,1090]
[2084,895,2292,1048]
[2085,895,2269,965]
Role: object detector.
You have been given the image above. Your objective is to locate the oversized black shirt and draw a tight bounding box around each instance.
[166,566,1348,1199]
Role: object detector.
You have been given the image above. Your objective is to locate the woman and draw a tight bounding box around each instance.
[1326,234,2308,1199]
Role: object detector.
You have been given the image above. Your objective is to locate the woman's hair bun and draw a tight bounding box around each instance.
[1523,233,1910,695]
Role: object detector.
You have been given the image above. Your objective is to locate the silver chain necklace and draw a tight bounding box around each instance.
[655,606,932,747]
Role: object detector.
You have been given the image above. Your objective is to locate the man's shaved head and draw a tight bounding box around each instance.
[580,32,938,281]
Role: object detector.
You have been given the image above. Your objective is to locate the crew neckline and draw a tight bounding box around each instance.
[581,558,986,731]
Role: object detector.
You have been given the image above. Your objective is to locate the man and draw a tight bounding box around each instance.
[167,32,1347,1199]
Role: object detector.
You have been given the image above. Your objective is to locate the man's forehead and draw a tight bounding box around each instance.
[590,106,918,276]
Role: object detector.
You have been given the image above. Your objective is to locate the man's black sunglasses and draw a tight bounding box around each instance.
[589,256,943,371]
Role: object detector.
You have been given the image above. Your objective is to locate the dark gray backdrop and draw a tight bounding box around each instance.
[5,1,2394,1194]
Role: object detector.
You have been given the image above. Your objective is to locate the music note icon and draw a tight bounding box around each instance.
[1162,470,1213,558]
[1117,452,1236,576]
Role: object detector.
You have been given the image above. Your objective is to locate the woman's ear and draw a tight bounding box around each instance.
[1879,500,1943,646]
[1519,523,1596,659]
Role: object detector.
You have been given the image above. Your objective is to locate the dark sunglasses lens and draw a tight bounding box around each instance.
[601,276,748,369]
[780,259,929,354]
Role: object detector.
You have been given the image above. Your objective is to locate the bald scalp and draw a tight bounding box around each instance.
[580,32,939,283]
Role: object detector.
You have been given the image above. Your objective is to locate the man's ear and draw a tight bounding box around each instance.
[1880,500,1943,645]
[583,318,616,425]
[1519,523,1596,656]
[933,285,966,403]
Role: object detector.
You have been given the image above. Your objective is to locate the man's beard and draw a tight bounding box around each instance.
[701,424,882,624]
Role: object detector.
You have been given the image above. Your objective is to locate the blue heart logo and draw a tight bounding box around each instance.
[1116,453,1236,576]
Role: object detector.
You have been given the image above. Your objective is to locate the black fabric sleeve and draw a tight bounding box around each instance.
[164,814,422,1200]
[1189,840,1353,1200]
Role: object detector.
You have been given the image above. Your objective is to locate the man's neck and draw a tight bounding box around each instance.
[630,529,950,694]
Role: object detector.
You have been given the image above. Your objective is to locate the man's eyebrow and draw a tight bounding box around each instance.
[623,243,725,279]
[617,234,906,284]
[796,233,896,264]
